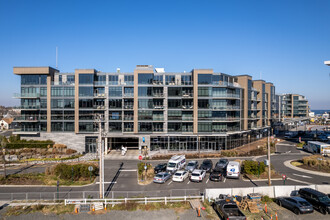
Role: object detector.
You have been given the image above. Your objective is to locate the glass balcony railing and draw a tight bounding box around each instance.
[15,116,39,121]
[93,93,106,98]
[13,93,40,98]
[14,105,40,110]
[13,128,40,132]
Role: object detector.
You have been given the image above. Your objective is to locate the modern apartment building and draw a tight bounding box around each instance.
[279,94,309,119]
[13,65,277,153]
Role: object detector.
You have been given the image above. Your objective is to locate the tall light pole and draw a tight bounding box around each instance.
[267,129,271,186]
[97,114,105,199]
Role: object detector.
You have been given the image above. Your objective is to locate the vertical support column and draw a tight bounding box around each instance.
[74,71,79,134]
[133,70,139,133]
[193,70,198,134]
[47,76,52,132]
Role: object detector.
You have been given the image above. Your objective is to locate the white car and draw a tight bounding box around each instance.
[190,169,206,182]
[172,170,189,182]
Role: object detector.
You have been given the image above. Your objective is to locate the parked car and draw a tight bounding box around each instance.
[216,158,229,169]
[166,155,186,173]
[213,198,246,220]
[276,197,313,215]
[172,170,189,182]
[209,167,223,182]
[190,169,206,182]
[185,160,199,173]
[226,161,240,179]
[298,188,330,215]
[154,163,167,174]
[200,159,213,173]
[153,172,171,184]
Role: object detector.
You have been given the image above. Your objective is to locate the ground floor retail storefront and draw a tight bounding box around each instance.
[84,128,269,153]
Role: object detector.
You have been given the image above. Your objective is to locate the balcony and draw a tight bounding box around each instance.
[182,93,193,98]
[182,105,193,109]
[153,105,164,109]
[152,93,164,97]
[124,105,133,109]
[123,116,134,121]
[13,93,40,99]
[15,116,39,122]
[13,128,40,135]
[93,105,106,110]
[14,105,40,110]
[93,93,106,98]
[94,81,106,86]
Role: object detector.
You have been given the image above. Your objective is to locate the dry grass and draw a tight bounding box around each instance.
[5,204,74,216]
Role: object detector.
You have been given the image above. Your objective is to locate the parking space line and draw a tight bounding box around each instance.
[168,180,173,185]
[121,169,137,172]
[206,179,209,184]
[223,177,226,183]
[187,181,190,184]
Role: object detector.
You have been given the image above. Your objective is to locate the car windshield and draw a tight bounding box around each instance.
[174,173,182,176]
[192,173,200,177]
[298,201,310,206]
[168,162,176,168]
[156,165,163,169]
[203,161,211,165]
[155,174,163,178]
[319,196,330,203]
[187,162,195,166]
[219,159,227,164]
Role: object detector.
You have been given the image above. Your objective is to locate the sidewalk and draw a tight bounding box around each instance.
[104,150,139,160]
[284,160,330,177]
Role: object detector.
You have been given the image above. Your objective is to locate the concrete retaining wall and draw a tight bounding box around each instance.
[205,184,330,199]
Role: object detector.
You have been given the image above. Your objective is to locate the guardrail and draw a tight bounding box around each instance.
[0,189,201,201]
[65,195,204,206]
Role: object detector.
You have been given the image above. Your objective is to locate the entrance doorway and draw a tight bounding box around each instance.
[85,137,97,153]
[208,142,216,151]
[109,137,139,150]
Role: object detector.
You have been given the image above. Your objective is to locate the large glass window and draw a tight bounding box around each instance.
[212,75,221,85]
[40,87,47,97]
[138,74,153,84]
[168,122,181,132]
[79,122,96,132]
[79,99,93,108]
[168,87,182,96]
[198,99,211,109]
[198,87,212,97]
[51,122,63,131]
[109,122,122,132]
[40,99,47,108]
[21,75,40,85]
[109,99,122,109]
[212,88,226,97]
[79,74,94,84]
[40,75,47,85]
[138,110,153,120]
[165,75,175,85]
[168,111,182,120]
[138,99,153,109]
[79,87,93,97]
[198,74,212,85]
[168,99,182,109]
[198,111,212,120]
[124,75,134,85]
[51,99,64,108]
[51,87,63,97]
[64,122,74,131]
[181,75,192,85]
[212,100,227,109]
[109,87,122,97]
[109,111,122,120]
[153,75,163,85]
[64,87,75,97]
[198,122,212,132]
[64,99,74,108]
[138,122,152,132]
[109,75,118,85]
[66,75,75,85]
[138,87,152,97]
[124,87,134,97]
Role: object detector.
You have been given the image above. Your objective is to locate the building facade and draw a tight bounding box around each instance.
[279,94,309,119]
[13,65,278,153]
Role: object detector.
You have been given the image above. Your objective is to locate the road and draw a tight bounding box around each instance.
[0,140,328,200]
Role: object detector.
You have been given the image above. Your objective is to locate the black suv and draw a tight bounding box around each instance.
[200,159,213,173]
[154,163,167,174]
[298,188,330,215]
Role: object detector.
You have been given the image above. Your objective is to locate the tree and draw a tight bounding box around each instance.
[1,136,8,178]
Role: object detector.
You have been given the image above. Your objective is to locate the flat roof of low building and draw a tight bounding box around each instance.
[324,60,330,66]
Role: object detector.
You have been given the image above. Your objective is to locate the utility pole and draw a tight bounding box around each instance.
[97,114,104,199]
[268,129,271,186]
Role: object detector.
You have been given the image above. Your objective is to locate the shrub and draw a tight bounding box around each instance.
[53,163,98,181]
[65,149,77,155]
[243,160,266,175]
[137,162,153,176]
[6,139,54,149]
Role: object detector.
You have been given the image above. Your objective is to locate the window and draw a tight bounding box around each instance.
[109,99,122,108]
[51,87,63,97]
[198,99,211,109]
[138,99,153,109]
[212,75,221,85]
[168,111,182,120]
[21,75,40,85]
[124,75,134,85]
[109,75,118,85]
[198,87,212,97]
[198,111,212,120]
[79,87,93,97]
[51,122,63,131]
[40,87,47,97]
[109,122,122,132]
[109,111,122,120]
[51,99,64,108]
[109,87,122,97]
[212,100,227,109]
[198,123,212,132]
[181,75,192,85]
[153,75,163,84]
[138,74,153,84]
[79,74,94,84]
[198,74,212,85]
[79,122,96,132]
[40,99,47,108]
[168,122,181,132]
[165,75,175,85]
[64,99,74,108]
[64,87,75,97]
[64,122,74,131]
[168,99,182,108]
[212,88,226,97]
[138,122,152,132]
[124,87,134,96]
[168,87,182,96]
[138,87,152,97]
[79,99,93,108]
[138,110,153,120]
[66,75,75,85]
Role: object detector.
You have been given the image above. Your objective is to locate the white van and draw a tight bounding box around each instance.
[226,161,240,179]
[166,155,186,173]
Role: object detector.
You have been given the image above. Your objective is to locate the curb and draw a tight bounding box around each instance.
[0,180,97,188]
[284,160,330,177]
[242,178,282,182]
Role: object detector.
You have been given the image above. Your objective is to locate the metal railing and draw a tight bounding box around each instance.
[65,195,204,206]
[13,93,40,98]
[0,189,202,201]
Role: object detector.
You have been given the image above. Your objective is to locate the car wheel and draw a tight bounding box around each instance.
[320,207,327,215]
[294,208,300,215]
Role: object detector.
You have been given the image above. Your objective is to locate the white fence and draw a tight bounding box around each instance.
[205,184,330,199]
[65,195,204,206]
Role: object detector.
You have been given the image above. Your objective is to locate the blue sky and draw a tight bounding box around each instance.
[0,0,329,109]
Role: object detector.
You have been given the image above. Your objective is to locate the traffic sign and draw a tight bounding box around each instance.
[282,174,286,180]
[88,166,94,172]
[139,155,143,160]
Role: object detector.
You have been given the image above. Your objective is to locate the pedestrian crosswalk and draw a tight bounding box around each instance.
[104,150,139,160]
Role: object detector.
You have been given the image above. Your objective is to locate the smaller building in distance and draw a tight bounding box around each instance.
[279,94,309,119]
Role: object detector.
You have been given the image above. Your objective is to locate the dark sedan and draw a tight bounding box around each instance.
[200,159,213,173]
[154,163,167,174]
[277,197,313,215]
[209,168,223,182]
[216,159,229,169]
